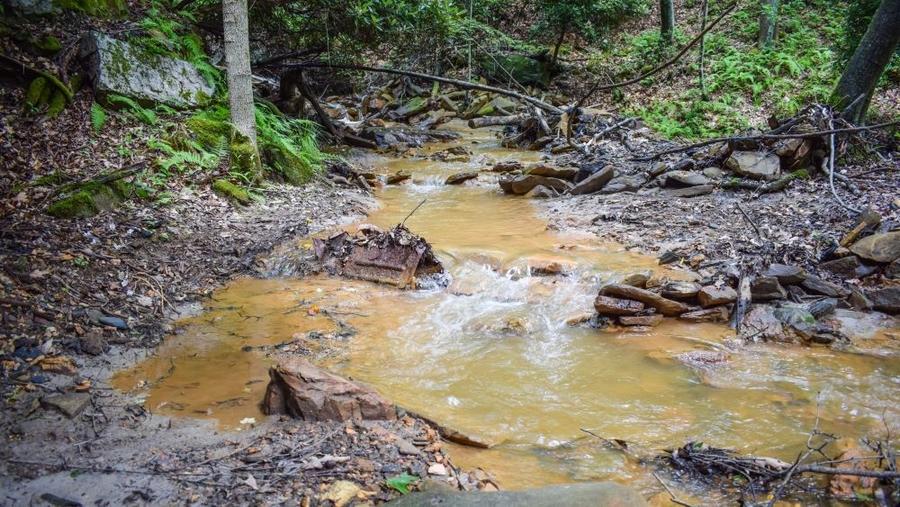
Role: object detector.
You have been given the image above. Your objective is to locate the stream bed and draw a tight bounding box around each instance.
[115,121,900,494]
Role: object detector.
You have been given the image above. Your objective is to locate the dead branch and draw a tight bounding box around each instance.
[467,114,529,129]
[282,61,564,115]
[252,47,324,67]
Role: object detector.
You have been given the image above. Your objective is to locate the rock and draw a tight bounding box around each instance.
[81,31,214,108]
[388,482,648,507]
[428,463,449,476]
[42,393,90,418]
[697,286,737,307]
[750,276,786,301]
[524,164,577,180]
[445,172,479,185]
[660,281,701,300]
[621,271,652,288]
[524,185,555,198]
[662,171,710,187]
[657,250,685,265]
[387,171,411,184]
[594,295,645,316]
[849,232,900,263]
[848,288,873,311]
[807,298,837,318]
[396,438,421,456]
[600,284,690,316]
[763,264,806,285]
[725,151,781,180]
[39,356,78,375]
[5,0,55,15]
[601,175,645,194]
[80,334,108,356]
[568,165,615,195]
[262,358,396,421]
[565,313,594,326]
[47,182,127,218]
[866,287,900,314]
[680,307,730,323]
[491,161,522,173]
[322,480,361,507]
[741,305,789,342]
[666,185,713,198]
[819,256,876,279]
[839,209,882,247]
[213,179,251,206]
[619,314,663,327]
[676,350,730,369]
[98,315,128,329]
[499,175,572,195]
[800,276,850,298]
[887,259,900,279]
[702,167,724,179]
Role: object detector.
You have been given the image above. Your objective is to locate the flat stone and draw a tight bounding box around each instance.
[807,298,838,318]
[490,161,522,173]
[42,393,90,418]
[702,167,724,179]
[387,171,411,184]
[867,287,900,315]
[819,256,875,279]
[387,482,648,507]
[886,259,900,279]
[601,175,645,194]
[679,306,730,323]
[445,172,479,185]
[751,276,786,301]
[600,284,690,316]
[621,271,652,288]
[762,264,807,285]
[396,438,421,456]
[524,185,555,198]
[568,165,615,195]
[618,314,663,327]
[524,164,578,180]
[697,285,737,307]
[666,185,713,198]
[80,334,108,356]
[594,295,645,316]
[499,175,572,195]
[848,288,873,311]
[663,170,710,187]
[800,276,850,298]
[725,151,781,180]
[849,232,900,263]
[81,31,214,108]
[660,281,701,300]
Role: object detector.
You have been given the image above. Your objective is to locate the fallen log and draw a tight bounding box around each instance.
[281,61,564,115]
[467,114,529,129]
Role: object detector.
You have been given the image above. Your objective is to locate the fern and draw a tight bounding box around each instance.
[107,94,158,125]
[90,102,107,132]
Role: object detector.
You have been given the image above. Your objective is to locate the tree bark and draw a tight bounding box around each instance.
[552,24,567,65]
[831,0,900,123]
[757,0,779,48]
[660,0,675,45]
[222,0,258,147]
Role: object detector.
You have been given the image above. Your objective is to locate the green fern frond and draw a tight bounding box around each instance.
[90,103,107,132]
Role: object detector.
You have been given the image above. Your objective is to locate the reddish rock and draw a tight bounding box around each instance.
[679,306,730,323]
[697,286,737,307]
[600,283,690,316]
[594,295,645,316]
[263,358,396,421]
[618,314,663,327]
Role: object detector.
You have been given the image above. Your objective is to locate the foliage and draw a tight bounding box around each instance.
[534,0,649,47]
[385,473,418,494]
[106,94,158,125]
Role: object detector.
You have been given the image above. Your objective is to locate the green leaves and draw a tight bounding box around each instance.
[106,94,157,125]
[90,102,107,132]
[385,473,418,494]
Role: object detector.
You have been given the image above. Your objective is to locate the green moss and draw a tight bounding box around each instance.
[69,74,85,93]
[212,179,251,205]
[25,77,48,109]
[46,89,66,117]
[34,35,62,56]
[186,117,231,149]
[229,133,263,182]
[53,0,126,17]
[46,182,125,218]
[33,171,68,187]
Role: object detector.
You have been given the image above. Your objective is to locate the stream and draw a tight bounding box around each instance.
[115,120,900,495]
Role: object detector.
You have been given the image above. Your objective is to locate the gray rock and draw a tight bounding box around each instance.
[698,285,737,307]
[660,281,701,300]
[819,256,876,279]
[42,393,90,418]
[867,287,900,314]
[99,316,128,329]
[5,0,55,15]
[387,482,647,507]
[887,259,900,279]
[568,165,615,195]
[680,306,730,323]
[499,175,572,195]
[763,264,807,285]
[524,164,578,180]
[741,304,791,342]
[849,232,900,263]
[81,31,215,108]
[80,334,108,356]
[524,185,555,198]
[800,276,850,298]
[807,298,837,318]
[618,314,663,327]
[663,170,710,187]
[725,151,781,180]
[848,288,873,311]
[751,276,786,301]
[702,167,724,179]
[666,185,713,198]
[601,175,645,193]
[396,438,421,456]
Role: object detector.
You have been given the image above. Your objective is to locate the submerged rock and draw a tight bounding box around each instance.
[262,358,396,421]
[388,482,647,507]
[445,172,479,185]
[81,31,214,108]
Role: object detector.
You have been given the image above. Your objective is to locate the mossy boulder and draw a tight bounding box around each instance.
[212,179,251,205]
[46,182,127,218]
[53,0,126,17]
[25,77,49,109]
[186,116,231,149]
[479,54,555,89]
[46,89,66,117]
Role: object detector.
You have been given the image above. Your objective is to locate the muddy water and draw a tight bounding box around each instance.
[115,120,900,493]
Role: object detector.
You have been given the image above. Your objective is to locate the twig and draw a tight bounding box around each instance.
[653,472,696,507]
[735,203,763,239]
[400,198,427,227]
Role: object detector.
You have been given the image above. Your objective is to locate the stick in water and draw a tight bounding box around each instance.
[400,198,427,227]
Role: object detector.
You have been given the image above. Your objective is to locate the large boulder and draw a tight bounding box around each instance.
[725,151,781,180]
[849,232,900,263]
[600,284,690,316]
[388,482,647,507]
[80,31,215,108]
[662,171,710,187]
[262,358,397,421]
[569,165,615,195]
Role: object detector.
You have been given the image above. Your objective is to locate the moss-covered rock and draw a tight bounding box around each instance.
[34,35,62,55]
[33,171,68,187]
[46,89,66,117]
[212,179,251,205]
[25,77,48,109]
[46,182,125,218]
[53,0,126,17]
[186,116,231,149]
[229,132,263,182]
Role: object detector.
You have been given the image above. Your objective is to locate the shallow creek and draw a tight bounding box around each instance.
[115,121,900,494]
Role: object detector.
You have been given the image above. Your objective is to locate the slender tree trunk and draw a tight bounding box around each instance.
[758,0,779,48]
[223,0,257,147]
[552,24,567,65]
[698,0,709,98]
[831,0,900,123]
[660,0,675,45]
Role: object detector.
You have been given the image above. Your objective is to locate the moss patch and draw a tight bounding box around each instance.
[25,77,48,109]
[212,179,251,205]
[53,0,126,17]
[34,35,62,56]
[186,116,231,149]
[33,171,68,187]
[46,182,126,218]
[46,89,66,117]
[229,132,263,182]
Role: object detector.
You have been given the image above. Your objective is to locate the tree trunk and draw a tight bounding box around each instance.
[831,0,900,123]
[660,0,675,45]
[223,0,257,147]
[552,24,567,65]
[757,0,779,47]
